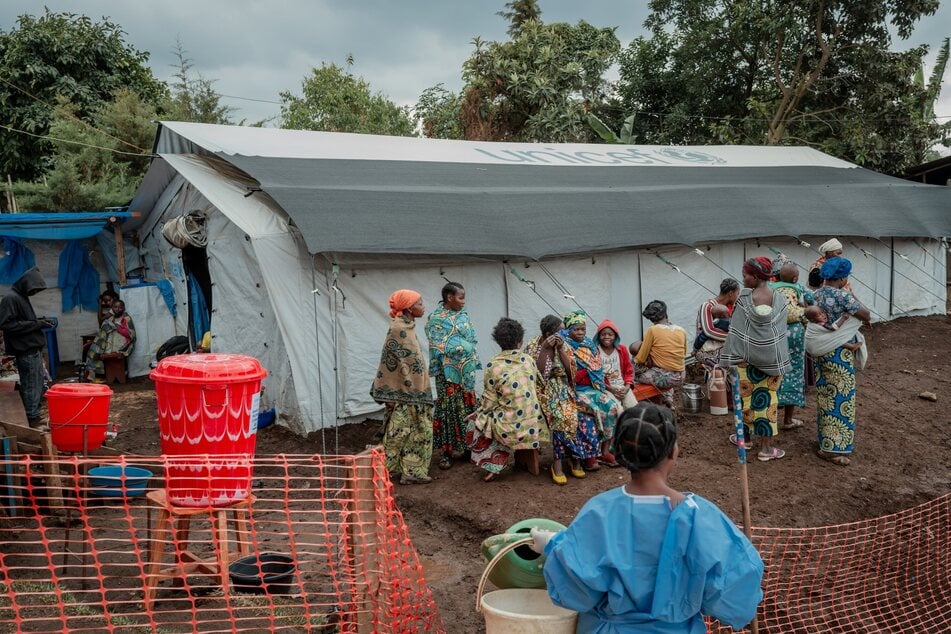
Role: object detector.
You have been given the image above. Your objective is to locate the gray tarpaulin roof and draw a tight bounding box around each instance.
[149,122,951,260]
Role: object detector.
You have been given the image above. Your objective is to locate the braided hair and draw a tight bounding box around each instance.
[441,281,464,302]
[610,403,678,473]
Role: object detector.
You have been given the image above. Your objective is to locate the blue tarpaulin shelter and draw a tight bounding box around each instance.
[0,211,133,241]
[1,210,135,311]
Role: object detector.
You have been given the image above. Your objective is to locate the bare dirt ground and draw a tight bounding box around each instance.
[103,314,951,632]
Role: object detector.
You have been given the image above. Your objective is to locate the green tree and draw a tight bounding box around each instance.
[497,0,542,37]
[162,38,234,125]
[915,37,950,158]
[17,90,156,211]
[415,84,464,139]
[279,59,413,135]
[420,2,620,142]
[0,10,165,180]
[588,113,637,144]
[616,0,942,174]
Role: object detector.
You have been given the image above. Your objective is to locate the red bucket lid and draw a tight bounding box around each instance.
[46,383,114,397]
[150,354,267,384]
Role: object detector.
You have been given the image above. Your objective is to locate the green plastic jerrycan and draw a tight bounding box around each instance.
[481,518,567,589]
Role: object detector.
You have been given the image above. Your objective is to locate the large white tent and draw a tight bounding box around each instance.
[126,122,951,434]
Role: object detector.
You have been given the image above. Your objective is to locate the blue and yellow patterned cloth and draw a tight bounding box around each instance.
[425,303,481,391]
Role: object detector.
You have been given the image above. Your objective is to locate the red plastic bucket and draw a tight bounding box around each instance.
[45,383,113,452]
[151,354,267,507]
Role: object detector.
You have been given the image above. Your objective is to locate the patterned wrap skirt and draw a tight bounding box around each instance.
[737,363,781,438]
[432,373,476,456]
[383,403,434,479]
[816,347,856,454]
[778,322,806,407]
[552,413,601,460]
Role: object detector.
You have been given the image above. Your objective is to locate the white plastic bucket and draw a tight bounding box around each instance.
[481,588,577,633]
[477,536,578,633]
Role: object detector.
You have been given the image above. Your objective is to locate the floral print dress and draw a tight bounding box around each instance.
[466,350,543,474]
[370,316,434,479]
[425,304,481,457]
[524,336,600,461]
[772,284,807,408]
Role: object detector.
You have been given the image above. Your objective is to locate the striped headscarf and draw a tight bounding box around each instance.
[743,257,774,282]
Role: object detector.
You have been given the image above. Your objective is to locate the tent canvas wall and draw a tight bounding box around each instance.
[128,122,951,435]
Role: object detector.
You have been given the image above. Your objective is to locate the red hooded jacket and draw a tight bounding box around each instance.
[587,319,634,387]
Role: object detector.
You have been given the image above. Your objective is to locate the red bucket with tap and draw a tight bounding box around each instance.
[151,354,266,507]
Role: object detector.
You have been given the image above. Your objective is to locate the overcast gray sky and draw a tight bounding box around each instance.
[1,0,948,126]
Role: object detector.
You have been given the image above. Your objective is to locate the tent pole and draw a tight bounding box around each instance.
[111,218,127,285]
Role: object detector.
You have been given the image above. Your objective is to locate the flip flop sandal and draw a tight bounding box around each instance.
[728,434,752,449]
[781,419,804,430]
[757,448,786,462]
[437,456,453,470]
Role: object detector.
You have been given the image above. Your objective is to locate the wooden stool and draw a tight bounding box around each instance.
[514,448,540,475]
[633,383,664,402]
[101,353,127,384]
[143,489,254,610]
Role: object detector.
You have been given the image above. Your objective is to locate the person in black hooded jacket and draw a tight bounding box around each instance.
[0,267,52,428]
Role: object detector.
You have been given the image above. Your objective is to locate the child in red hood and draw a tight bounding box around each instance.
[596,320,637,410]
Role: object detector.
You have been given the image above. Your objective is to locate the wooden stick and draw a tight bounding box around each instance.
[731,368,759,634]
[4,175,12,213]
[112,219,127,285]
[6,175,16,212]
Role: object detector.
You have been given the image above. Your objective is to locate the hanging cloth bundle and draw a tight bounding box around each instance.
[161,210,207,249]
[0,236,36,284]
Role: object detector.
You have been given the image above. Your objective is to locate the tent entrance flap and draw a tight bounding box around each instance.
[182,245,212,348]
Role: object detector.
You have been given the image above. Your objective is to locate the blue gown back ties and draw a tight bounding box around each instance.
[543,488,764,633]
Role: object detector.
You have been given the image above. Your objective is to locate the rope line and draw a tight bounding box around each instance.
[848,240,947,305]
[537,263,595,320]
[508,267,562,315]
[619,107,951,123]
[912,238,949,271]
[654,252,717,295]
[0,76,149,152]
[767,244,891,321]
[0,122,156,158]
[692,248,738,281]
[869,237,947,289]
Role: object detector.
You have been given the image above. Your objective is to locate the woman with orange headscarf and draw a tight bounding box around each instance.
[371,290,434,484]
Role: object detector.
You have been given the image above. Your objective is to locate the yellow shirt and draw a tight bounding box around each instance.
[635,323,687,372]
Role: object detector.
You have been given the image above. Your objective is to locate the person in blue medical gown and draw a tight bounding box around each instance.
[533,403,764,633]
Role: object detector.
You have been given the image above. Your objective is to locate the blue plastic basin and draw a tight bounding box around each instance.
[87,465,153,497]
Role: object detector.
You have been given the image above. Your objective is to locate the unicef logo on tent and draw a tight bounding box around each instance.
[655,148,726,164]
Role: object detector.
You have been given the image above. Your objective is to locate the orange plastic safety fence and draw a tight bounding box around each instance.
[708,492,951,633]
[0,449,443,633]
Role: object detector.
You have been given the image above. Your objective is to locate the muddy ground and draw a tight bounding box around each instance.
[100,315,951,632]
